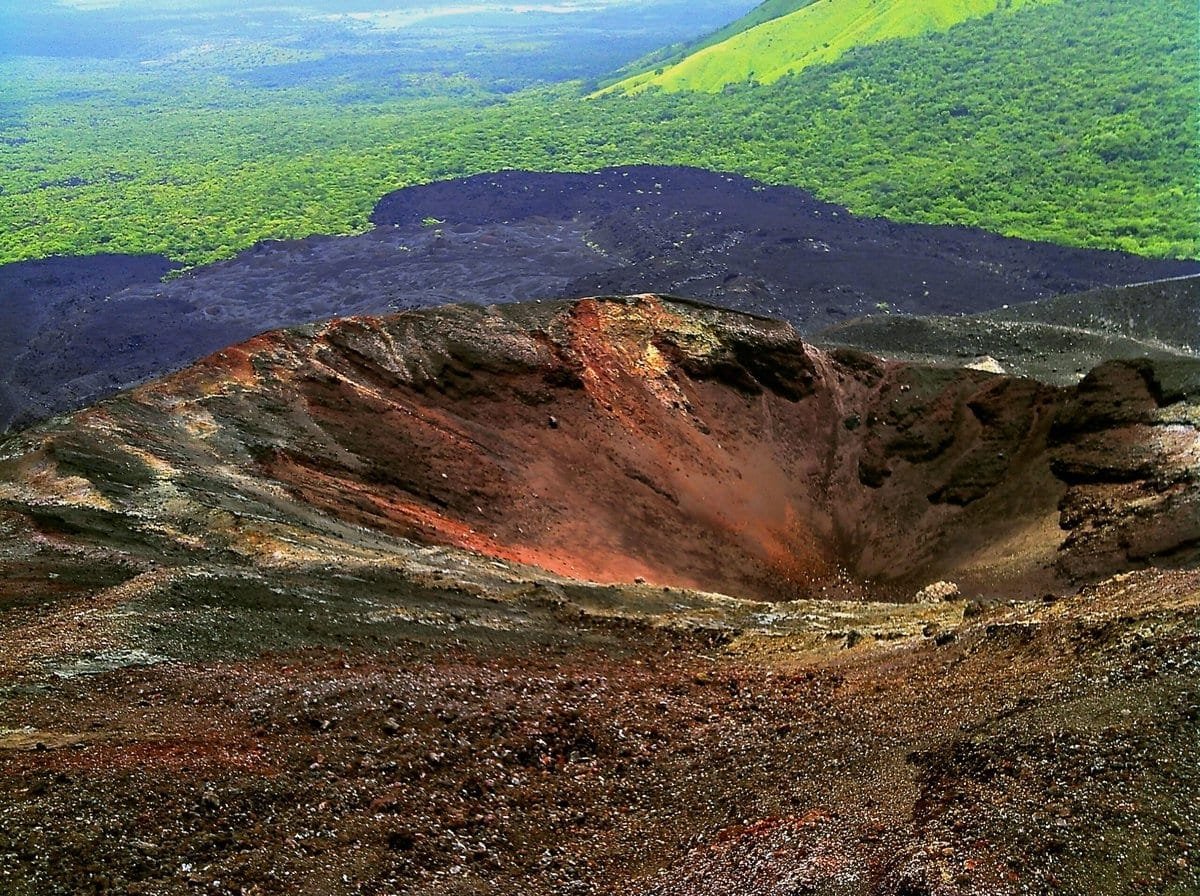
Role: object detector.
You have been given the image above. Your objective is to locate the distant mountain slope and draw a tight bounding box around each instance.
[599,0,819,86]
[677,0,819,50]
[602,0,1200,258]
[610,0,1049,93]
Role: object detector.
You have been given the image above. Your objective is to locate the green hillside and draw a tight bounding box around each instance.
[687,0,821,50]
[611,0,1049,93]
[595,0,819,88]
[642,0,822,70]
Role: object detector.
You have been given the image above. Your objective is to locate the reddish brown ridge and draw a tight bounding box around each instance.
[2,295,1196,602]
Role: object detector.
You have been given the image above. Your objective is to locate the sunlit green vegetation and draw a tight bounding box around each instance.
[597,0,820,87]
[0,0,1195,267]
[608,0,1050,94]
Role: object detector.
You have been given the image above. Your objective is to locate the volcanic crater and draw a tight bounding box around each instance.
[5,295,1197,604]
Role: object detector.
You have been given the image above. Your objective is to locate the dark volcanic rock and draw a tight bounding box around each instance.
[0,253,177,430]
[372,168,1200,326]
[3,166,1196,433]
[818,276,1200,384]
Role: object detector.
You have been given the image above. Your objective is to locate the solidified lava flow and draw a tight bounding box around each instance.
[7,166,1198,435]
[1,296,1198,896]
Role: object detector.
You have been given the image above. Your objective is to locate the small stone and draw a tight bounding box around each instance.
[965,355,1006,374]
[387,829,416,851]
[915,581,960,603]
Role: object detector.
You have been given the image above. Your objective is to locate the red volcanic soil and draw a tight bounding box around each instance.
[259,298,850,597]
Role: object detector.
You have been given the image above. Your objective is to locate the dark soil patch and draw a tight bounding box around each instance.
[818,276,1200,384]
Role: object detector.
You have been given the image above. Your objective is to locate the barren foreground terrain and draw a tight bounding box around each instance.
[1,297,1197,895]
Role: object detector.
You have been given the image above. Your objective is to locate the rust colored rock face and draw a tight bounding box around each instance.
[2,296,1196,603]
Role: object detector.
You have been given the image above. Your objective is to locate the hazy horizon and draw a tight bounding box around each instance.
[2,0,757,66]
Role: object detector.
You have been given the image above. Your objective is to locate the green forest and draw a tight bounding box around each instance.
[0,0,1195,267]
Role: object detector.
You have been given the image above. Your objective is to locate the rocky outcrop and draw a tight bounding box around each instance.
[817,276,1200,386]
